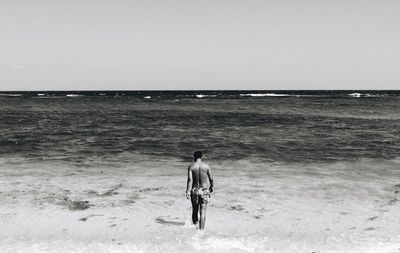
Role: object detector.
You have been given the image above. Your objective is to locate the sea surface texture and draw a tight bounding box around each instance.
[0,90,399,253]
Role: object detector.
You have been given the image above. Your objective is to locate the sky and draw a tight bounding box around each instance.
[0,0,399,91]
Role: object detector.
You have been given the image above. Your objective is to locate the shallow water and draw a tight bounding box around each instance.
[0,158,400,252]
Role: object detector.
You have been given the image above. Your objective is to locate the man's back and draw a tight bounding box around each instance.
[189,162,211,189]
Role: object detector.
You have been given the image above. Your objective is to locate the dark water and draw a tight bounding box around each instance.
[1,90,399,164]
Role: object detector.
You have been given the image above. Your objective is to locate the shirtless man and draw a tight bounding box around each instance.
[186,151,214,230]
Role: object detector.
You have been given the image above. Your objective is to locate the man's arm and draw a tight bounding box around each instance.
[186,166,192,199]
[207,166,214,193]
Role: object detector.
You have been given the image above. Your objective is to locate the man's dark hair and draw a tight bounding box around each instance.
[193,151,203,161]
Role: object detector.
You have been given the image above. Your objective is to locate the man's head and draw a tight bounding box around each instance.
[193,151,203,161]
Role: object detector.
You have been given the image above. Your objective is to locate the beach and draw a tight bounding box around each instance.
[1,158,400,252]
[0,91,400,252]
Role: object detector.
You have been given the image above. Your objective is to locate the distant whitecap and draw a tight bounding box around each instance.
[196,94,217,98]
[0,93,23,97]
[348,93,362,97]
[240,93,290,97]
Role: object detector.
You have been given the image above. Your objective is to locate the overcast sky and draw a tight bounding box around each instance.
[0,0,399,90]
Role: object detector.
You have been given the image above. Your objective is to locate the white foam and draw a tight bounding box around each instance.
[190,237,267,252]
[0,240,147,253]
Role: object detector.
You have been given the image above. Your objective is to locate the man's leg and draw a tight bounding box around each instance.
[191,202,199,225]
[199,203,207,230]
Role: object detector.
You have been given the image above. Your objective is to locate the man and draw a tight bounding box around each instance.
[186,151,214,230]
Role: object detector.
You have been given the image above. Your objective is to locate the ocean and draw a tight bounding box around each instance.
[0,90,400,252]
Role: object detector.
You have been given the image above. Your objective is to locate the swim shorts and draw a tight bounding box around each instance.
[190,188,210,205]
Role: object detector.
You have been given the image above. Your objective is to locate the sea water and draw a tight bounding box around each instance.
[0,91,400,252]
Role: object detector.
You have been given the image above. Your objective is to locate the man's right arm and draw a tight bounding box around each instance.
[186,166,192,199]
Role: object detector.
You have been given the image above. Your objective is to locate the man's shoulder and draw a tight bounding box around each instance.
[188,162,210,169]
[200,162,210,169]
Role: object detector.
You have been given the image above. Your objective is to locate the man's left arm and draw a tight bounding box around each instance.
[207,166,214,193]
